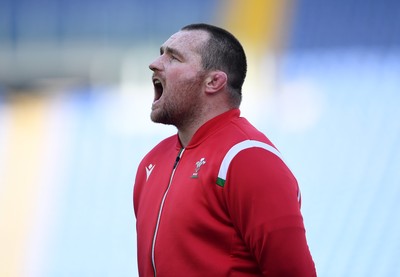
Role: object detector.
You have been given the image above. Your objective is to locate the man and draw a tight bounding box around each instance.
[134,23,316,276]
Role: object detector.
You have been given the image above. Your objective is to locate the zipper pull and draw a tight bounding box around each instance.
[173,148,184,169]
[173,156,180,169]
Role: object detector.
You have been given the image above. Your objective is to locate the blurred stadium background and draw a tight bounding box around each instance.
[1,0,399,276]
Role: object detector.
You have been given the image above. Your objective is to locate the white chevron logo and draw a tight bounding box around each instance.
[146,164,155,181]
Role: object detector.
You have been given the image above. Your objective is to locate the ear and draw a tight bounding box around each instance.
[204,71,228,94]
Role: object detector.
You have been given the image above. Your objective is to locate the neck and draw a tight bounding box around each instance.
[177,125,199,148]
[177,113,209,148]
[177,89,236,147]
[177,105,233,148]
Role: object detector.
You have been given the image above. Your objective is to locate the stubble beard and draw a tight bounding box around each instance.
[150,73,205,130]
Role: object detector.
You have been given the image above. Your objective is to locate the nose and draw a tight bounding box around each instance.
[149,56,162,72]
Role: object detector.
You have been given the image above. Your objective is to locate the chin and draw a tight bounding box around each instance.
[150,112,159,123]
[151,112,167,125]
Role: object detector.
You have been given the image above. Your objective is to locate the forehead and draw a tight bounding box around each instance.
[162,30,209,54]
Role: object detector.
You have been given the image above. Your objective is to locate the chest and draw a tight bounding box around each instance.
[141,148,230,231]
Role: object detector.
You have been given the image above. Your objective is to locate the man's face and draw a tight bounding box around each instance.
[148,30,208,128]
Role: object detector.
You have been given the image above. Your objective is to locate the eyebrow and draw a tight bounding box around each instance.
[160,46,182,58]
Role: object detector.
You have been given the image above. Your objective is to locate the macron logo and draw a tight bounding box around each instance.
[146,164,156,181]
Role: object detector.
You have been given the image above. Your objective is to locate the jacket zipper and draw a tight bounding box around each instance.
[151,148,184,276]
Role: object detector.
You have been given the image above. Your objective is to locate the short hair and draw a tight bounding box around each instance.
[181,23,247,107]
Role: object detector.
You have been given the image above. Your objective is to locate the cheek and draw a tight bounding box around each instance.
[164,66,204,96]
[167,65,200,80]
[164,74,187,93]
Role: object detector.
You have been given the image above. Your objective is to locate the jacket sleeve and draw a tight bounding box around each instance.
[224,147,316,276]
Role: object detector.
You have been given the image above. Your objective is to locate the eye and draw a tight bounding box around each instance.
[170,55,180,62]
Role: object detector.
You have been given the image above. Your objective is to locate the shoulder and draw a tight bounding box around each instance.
[134,134,178,204]
[136,134,178,178]
[216,139,284,187]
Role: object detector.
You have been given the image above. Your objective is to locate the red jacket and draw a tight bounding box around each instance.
[134,109,316,276]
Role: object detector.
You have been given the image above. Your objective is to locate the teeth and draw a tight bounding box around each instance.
[154,79,161,85]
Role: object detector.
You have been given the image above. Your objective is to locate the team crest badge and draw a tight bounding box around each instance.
[191,158,206,178]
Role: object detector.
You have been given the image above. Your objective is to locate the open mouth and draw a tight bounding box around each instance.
[152,77,164,102]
